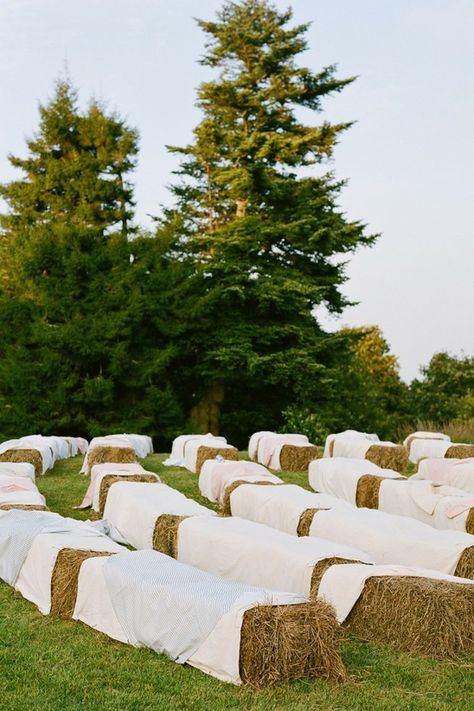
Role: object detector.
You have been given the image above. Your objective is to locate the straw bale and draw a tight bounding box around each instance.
[86,446,137,475]
[195,446,239,475]
[0,503,49,512]
[454,546,474,579]
[98,473,158,517]
[466,508,474,535]
[239,599,347,688]
[310,557,365,597]
[152,514,189,558]
[296,508,322,537]
[365,444,408,473]
[355,474,386,509]
[221,479,281,517]
[0,449,43,478]
[279,445,319,472]
[344,574,474,657]
[446,445,474,459]
[50,548,116,618]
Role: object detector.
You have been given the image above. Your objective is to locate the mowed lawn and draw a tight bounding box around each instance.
[0,455,472,711]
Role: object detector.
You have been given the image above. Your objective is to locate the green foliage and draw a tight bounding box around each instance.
[280,406,330,445]
[409,352,474,424]
[160,0,375,443]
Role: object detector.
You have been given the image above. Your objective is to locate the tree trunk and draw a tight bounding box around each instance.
[190,383,225,434]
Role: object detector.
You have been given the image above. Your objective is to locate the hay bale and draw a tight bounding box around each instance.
[98,473,158,517]
[279,445,319,472]
[446,445,474,459]
[310,557,365,596]
[86,446,137,475]
[355,474,386,509]
[152,514,189,558]
[344,575,474,658]
[195,446,239,475]
[296,508,321,537]
[0,449,43,478]
[239,599,347,687]
[466,508,474,535]
[221,479,281,517]
[454,546,474,579]
[0,503,49,512]
[328,439,335,457]
[365,444,408,473]
[50,548,116,618]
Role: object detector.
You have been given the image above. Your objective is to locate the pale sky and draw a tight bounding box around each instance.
[1,0,473,381]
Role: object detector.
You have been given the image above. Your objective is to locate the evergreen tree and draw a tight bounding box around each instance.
[161,0,375,442]
[0,79,166,439]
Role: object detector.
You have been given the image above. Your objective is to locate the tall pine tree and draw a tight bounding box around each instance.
[0,79,166,438]
[160,0,376,442]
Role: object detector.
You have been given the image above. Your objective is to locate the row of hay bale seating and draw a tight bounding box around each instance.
[404,430,474,465]
[0,507,345,687]
[163,434,239,473]
[0,435,89,477]
[224,482,474,580]
[310,458,474,534]
[80,434,153,475]
[248,431,319,471]
[324,430,408,472]
[98,479,474,658]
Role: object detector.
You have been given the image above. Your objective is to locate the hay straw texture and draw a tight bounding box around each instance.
[310,558,365,596]
[446,445,474,459]
[0,449,43,478]
[466,509,474,535]
[195,446,239,475]
[454,546,474,579]
[50,548,116,618]
[239,600,347,687]
[365,444,408,473]
[355,474,387,509]
[98,473,158,517]
[279,445,319,472]
[296,508,320,537]
[0,503,49,511]
[221,479,280,516]
[152,514,189,558]
[343,575,474,657]
[85,446,137,475]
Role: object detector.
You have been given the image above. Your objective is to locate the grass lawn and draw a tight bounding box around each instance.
[0,454,472,710]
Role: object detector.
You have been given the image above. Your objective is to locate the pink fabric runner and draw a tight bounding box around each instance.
[445,499,474,518]
[258,434,309,468]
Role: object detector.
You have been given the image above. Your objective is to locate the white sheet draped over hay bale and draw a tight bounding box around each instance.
[0,462,36,482]
[309,458,474,534]
[73,549,326,686]
[403,431,450,463]
[199,459,282,505]
[0,435,88,475]
[15,519,124,614]
[163,434,228,468]
[413,458,474,493]
[227,483,474,577]
[175,515,372,595]
[248,431,318,471]
[323,430,407,472]
[77,462,156,511]
[103,482,215,549]
[409,438,474,464]
[309,458,404,503]
[166,435,239,474]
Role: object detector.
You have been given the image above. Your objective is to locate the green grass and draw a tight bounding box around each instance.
[0,454,472,710]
